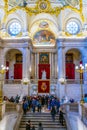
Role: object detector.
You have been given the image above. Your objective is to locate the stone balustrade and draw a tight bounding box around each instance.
[62,103,87,130]
[0,101,23,120]
[4,78,87,85]
[63,103,79,113]
[82,103,87,126]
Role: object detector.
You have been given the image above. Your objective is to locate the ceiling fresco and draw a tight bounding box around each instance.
[33,30,56,46]
[0,0,83,22]
[8,0,79,7]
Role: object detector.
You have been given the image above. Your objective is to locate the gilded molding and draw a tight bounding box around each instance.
[3,0,84,22]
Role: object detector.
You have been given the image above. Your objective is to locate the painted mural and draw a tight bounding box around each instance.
[33,30,56,46]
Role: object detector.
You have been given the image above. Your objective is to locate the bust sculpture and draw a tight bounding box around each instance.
[42,70,46,79]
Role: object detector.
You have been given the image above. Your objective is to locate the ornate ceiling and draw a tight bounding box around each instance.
[0,0,84,26]
[0,0,86,41]
[8,0,80,10]
[8,0,80,7]
[0,0,83,23]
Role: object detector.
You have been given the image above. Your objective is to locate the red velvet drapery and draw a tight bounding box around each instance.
[38,80,50,93]
[66,63,75,79]
[14,64,22,79]
[38,64,50,79]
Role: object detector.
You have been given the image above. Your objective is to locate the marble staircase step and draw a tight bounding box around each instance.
[19,111,66,130]
[19,128,66,130]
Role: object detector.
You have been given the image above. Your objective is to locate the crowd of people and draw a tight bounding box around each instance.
[22,95,60,114]
[3,94,20,103]
[22,95,65,127]
[3,94,66,127]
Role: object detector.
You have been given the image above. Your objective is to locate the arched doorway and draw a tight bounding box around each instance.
[5,49,23,79]
[65,49,81,79]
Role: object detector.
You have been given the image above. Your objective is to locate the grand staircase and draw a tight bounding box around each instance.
[19,110,67,130]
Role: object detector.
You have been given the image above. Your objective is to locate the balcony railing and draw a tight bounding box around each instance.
[4,79,21,84]
[4,78,58,84]
[64,103,79,113]
[3,78,87,84]
[66,79,86,84]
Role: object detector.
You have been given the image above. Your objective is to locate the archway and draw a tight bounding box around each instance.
[5,49,22,79]
[65,49,81,79]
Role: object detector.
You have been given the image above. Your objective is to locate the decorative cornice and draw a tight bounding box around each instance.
[2,36,32,43]
[57,36,87,42]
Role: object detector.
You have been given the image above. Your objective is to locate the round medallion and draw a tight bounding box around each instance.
[39,1,47,10]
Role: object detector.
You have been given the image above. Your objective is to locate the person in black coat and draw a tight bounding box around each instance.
[31,125,35,130]
[22,100,28,115]
[59,107,65,125]
[51,106,56,121]
[38,122,43,130]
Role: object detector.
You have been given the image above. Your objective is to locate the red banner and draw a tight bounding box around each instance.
[38,64,50,79]
[38,80,50,93]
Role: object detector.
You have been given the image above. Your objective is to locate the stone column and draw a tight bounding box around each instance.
[23,47,30,79]
[57,41,64,79]
[63,48,66,78]
[37,53,39,79]
[28,48,31,79]
[0,48,5,66]
[51,52,54,78]
[35,53,37,79]
[49,53,51,79]
[55,53,58,79]
[82,56,87,82]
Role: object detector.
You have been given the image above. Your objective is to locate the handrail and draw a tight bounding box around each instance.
[0,101,23,120]
[5,102,17,112]
[64,103,87,127]
[63,103,79,113]
[5,101,23,113]
[82,104,87,126]
[1,101,23,130]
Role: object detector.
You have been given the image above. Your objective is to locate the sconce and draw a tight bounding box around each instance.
[0,65,9,74]
[59,78,66,84]
[21,78,30,85]
[0,65,9,103]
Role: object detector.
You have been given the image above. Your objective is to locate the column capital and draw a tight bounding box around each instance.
[56,39,64,49]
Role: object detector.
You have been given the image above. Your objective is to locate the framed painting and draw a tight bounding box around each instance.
[16,54,22,63]
[39,52,49,64]
[66,53,73,63]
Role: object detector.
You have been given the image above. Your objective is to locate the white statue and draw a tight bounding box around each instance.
[42,70,46,79]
